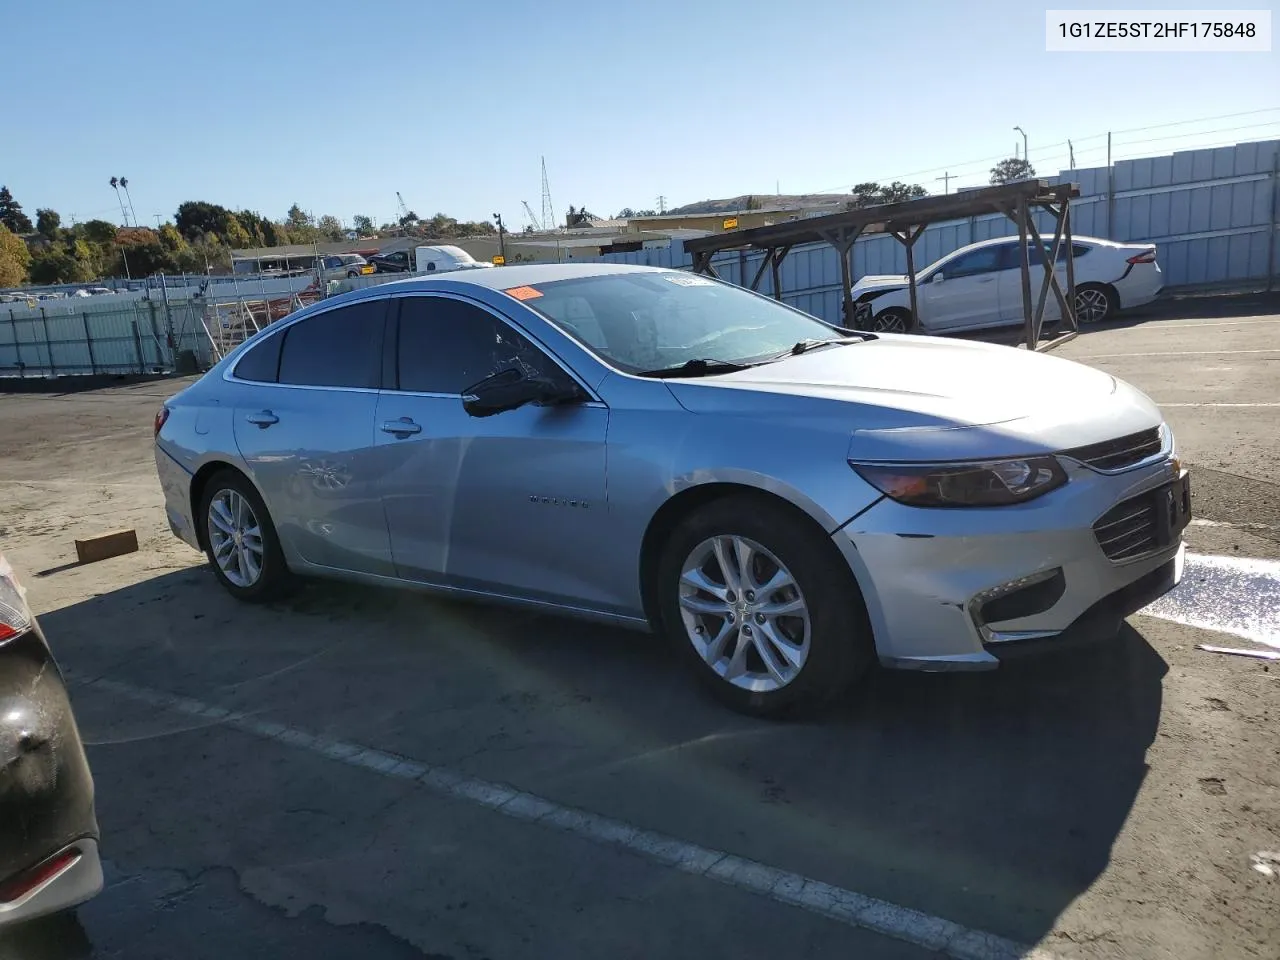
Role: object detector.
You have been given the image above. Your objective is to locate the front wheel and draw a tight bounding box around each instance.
[872,307,915,334]
[199,469,295,602]
[656,496,874,718]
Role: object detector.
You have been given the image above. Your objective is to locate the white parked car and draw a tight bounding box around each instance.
[852,236,1163,334]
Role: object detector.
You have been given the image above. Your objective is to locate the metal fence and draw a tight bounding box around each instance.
[587,138,1280,326]
[1,297,217,378]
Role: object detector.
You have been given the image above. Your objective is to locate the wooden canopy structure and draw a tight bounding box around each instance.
[683,179,1083,351]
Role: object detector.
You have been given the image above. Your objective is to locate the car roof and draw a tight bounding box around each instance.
[958,235,1103,252]
[367,261,671,294]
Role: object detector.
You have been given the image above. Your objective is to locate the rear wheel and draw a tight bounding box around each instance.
[872,307,915,334]
[347,269,360,278]
[657,496,874,718]
[1074,283,1118,325]
[199,469,295,602]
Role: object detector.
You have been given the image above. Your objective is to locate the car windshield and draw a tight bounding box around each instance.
[517,272,845,374]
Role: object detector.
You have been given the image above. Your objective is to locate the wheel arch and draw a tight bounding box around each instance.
[188,460,257,552]
[637,480,851,634]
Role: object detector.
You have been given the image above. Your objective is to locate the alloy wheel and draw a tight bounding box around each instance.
[208,488,264,588]
[873,311,908,333]
[677,535,811,692]
[1075,288,1110,324]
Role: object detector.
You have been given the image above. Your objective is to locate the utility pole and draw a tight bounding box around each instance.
[656,195,666,214]
[493,212,506,263]
[936,172,954,194]
[153,214,163,229]
[1068,140,1076,169]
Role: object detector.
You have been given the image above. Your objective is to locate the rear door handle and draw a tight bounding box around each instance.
[381,418,422,436]
[245,410,278,427]
[977,276,995,283]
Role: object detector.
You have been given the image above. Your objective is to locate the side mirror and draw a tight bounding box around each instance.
[931,272,945,283]
[462,368,582,419]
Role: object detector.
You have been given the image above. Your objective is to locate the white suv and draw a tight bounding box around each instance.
[852,235,1163,334]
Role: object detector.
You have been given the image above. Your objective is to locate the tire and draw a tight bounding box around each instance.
[656,495,874,718]
[1074,283,1118,325]
[198,469,295,603]
[347,270,359,278]
[872,307,915,334]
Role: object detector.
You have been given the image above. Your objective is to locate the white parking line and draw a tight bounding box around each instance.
[1156,403,1280,408]
[1073,349,1280,359]
[70,672,1058,960]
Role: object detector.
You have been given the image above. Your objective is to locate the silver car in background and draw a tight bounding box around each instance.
[154,264,1189,716]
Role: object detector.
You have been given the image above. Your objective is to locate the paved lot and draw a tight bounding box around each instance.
[0,301,1277,960]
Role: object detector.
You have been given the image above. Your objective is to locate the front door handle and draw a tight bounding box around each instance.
[381,418,422,437]
[245,410,279,427]
[976,276,995,283]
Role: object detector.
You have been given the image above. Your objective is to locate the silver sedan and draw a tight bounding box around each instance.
[154,264,1189,716]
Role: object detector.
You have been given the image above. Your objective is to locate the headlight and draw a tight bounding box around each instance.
[851,456,1067,507]
[0,554,33,643]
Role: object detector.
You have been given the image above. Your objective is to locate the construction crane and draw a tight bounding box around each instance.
[396,191,415,224]
[521,201,542,231]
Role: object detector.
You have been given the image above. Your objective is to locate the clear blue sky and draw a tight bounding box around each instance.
[6,0,1278,232]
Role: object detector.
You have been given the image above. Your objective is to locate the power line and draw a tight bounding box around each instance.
[809,105,1279,195]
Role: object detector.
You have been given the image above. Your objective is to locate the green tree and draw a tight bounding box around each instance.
[28,244,95,284]
[175,200,234,241]
[70,238,103,279]
[0,224,31,286]
[82,219,118,244]
[849,181,928,208]
[158,223,188,253]
[352,214,374,235]
[223,214,253,249]
[0,187,33,234]
[316,215,344,241]
[989,157,1036,185]
[286,204,313,229]
[35,208,62,239]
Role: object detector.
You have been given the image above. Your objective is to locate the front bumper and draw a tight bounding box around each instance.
[831,455,1187,670]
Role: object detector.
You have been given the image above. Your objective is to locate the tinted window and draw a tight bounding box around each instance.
[396,297,551,394]
[277,300,385,388]
[1003,242,1094,269]
[943,247,1004,278]
[232,332,283,382]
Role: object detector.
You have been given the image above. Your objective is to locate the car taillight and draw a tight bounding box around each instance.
[154,405,170,437]
[1127,249,1157,264]
[0,849,81,903]
[0,556,33,644]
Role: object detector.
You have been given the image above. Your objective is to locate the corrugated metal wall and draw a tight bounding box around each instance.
[1,297,215,378]
[588,138,1280,325]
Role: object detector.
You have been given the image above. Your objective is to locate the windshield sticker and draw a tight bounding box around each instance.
[664,274,716,286]
[504,285,544,301]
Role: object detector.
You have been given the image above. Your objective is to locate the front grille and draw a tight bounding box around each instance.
[1063,427,1162,472]
[1093,492,1160,560]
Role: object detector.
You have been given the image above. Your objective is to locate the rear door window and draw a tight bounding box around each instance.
[277,299,387,388]
[233,333,283,382]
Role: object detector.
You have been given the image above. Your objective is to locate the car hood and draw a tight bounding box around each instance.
[850,274,908,294]
[664,335,1162,460]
